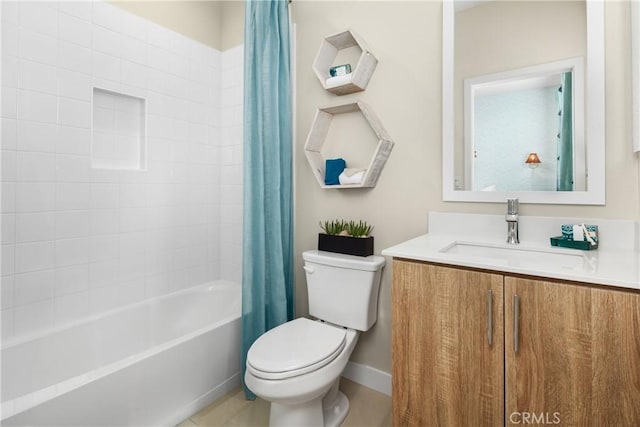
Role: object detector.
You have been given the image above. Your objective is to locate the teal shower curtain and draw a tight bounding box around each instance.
[556,72,573,191]
[240,0,294,400]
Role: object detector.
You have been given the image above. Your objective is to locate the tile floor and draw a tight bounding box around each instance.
[178,378,392,427]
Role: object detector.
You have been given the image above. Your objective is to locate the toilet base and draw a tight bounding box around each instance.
[323,390,349,427]
[268,385,350,427]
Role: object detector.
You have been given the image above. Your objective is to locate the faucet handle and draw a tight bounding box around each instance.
[507,198,519,216]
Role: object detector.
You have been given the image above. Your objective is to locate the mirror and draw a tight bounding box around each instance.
[442,0,605,204]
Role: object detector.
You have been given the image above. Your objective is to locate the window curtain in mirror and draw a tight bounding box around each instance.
[556,72,573,191]
[240,0,294,400]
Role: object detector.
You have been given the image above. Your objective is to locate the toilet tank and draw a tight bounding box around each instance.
[302,250,385,331]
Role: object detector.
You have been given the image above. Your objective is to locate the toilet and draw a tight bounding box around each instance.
[244,250,385,427]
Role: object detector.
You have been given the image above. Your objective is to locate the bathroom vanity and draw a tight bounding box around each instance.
[383,213,640,426]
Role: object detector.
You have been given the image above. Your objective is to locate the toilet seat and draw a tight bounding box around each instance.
[247,318,346,380]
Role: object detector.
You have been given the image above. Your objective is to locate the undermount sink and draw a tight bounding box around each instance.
[439,241,586,271]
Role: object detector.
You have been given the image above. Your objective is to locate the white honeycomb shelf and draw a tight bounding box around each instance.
[304,101,394,189]
[312,29,378,96]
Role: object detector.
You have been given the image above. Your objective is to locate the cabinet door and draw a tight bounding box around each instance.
[392,261,504,426]
[505,277,640,426]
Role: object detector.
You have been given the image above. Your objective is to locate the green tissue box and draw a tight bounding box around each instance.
[550,236,598,250]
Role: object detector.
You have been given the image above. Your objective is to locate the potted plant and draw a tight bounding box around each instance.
[318,219,374,257]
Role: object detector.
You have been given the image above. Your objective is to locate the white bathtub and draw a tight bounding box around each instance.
[1,280,241,426]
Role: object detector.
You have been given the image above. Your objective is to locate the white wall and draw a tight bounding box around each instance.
[0,1,243,341]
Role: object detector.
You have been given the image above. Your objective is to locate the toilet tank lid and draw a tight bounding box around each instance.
[303,250,385,271]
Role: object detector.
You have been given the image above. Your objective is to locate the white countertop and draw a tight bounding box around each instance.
[381,213,640,291]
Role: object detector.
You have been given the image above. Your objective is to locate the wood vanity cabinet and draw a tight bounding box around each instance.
[392,260,640,427]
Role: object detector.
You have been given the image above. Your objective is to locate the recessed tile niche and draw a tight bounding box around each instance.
[91,88,146,170]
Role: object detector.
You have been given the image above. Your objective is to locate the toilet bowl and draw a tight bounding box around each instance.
[245,250,385,427]
[245,318,359,427]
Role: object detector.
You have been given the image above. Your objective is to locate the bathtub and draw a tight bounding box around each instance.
[1,280,241,426]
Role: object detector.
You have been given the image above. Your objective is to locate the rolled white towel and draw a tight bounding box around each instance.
[339,168,366,185]
[325,74,352,87]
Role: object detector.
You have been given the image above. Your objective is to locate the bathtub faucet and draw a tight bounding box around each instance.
[506,198,519,245]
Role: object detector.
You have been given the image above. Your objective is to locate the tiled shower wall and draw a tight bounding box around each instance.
[1,1,244,340]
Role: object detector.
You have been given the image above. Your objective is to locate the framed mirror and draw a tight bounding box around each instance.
[442,0,605,204]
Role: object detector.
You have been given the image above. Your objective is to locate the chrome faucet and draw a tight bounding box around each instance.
[506,198,520,244]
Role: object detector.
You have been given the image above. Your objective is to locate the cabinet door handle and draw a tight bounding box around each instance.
[487,289,493,346]
[513,294,520,353]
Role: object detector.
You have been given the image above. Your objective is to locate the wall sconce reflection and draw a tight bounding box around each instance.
[525,152,541,169]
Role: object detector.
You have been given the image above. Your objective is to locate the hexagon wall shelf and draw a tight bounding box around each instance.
[312,29,378,96]
[304,101,394,189]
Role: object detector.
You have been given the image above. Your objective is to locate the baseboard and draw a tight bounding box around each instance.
[342,362,391,396]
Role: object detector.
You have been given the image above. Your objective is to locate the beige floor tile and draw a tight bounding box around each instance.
[182,377,391,427]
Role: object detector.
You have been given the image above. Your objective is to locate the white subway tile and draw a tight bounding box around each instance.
[18,28,57,65]
[1,275,15,309]
[1,23,18,58]
[1,308,14,339]
[1,119,17,150]
[2,150,16,182]
[55,211,89,240]
[58,41,92,75]
[1,182,15,214]
[88,258,117,288]
[2,244,15,275]
[58,69,92,101]
[58,98,91,128]
[57,126,91,155]
[88,285,119,313]
[19,2,58,38]
[117,255,145,282]
[17,90,57,124]
[2,86,17,119]
[54,263,89,297]
[144,273,169,297]
[120,11,147,41]
[121,60,149,89]
[54,291,89,325]
[1,213,15,245]
[15,183,55,212]
[2,1,19,26]
[92,51,121,82]
[15,241,55,273]
[14,299,54,336]
[92,1,122,32]
[59,1,92,22]
[55,183,90,210]
[89,210,118,236]
[89,234,118,263]
[14,268,55,306]
[2,56,18,88]
[146,22,171,49]
[119,231,145,258]
[90,184,119,209]
[55,154,90,182]
[16,151,55,182]
[92,25,122,57]
[119,207,148,232]
[15,212,55,243]
[58,11,91,48]
[17,120,57,152]
[55,237,89,267]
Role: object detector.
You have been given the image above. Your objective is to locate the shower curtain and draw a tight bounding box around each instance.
[556,72,573,191]
[240,0,294,400]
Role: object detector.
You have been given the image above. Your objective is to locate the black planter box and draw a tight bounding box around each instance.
[317,233,374,257]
